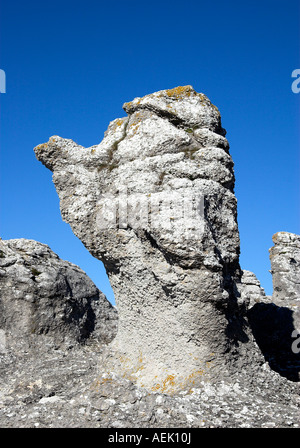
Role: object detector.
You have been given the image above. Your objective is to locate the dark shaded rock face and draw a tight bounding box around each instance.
[248,303,300,382]
[246,231,300,382]
[0,238,117,351]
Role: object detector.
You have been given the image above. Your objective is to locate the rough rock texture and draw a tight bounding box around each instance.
[0,343,299,428]
[244,231,300,382]
[1,242,298,429]
[34,85,267,391]
[0,87,299,428]
[269,232,300,310]
[0,238,117,351]
[236,269,269,309]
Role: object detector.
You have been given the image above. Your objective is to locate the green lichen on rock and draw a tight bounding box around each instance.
[31,268,42,277]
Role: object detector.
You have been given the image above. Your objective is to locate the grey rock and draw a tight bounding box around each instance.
[0,238,117,351]
[34,85,268,391]
[246,232,300,382]
[0,342,298,428]
[0,87,299,428]
[269,231,300,309]
[236,269,270,309]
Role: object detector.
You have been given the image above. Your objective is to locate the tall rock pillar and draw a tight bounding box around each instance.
[35,86,257,391]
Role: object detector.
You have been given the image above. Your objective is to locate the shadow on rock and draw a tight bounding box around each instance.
[247,303,300,382]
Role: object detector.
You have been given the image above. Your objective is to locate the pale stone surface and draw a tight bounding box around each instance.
[34,86,264,391]
[237,269,270,309]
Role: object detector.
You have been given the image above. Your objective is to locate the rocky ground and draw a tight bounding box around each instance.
[0,338,299,428]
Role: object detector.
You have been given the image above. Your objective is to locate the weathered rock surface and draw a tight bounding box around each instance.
[34,86,268,391]
[269,232,300,310]
[0,342,299,428]
[244,231,300,382]
[236,269,269,309]
[0,238,117,351]
[0,87,299,428]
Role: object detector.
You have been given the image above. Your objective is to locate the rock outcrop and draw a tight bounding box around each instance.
[0,235,298,428]
[269,232,300,310]
[245,232,300,382]
[0,87,299,428]
[34,85,268,391]
[237,269,269,309]
[0,238,117,351]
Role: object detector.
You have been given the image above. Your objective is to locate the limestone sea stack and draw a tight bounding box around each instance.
[34,86,265,392]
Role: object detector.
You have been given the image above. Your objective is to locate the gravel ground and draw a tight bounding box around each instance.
[0,341,299,428]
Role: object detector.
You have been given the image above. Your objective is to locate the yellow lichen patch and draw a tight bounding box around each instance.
[110,351,214,395]
[151,375,176,393]
[128,113,143,136]
[149,368,206,395]
[123,101,132,109]
[117,352,146,382]
[89,376,113,392]
[35,143,47,150]
[161,374,176,392]
[211,103,220,114]
[124,98,142,110]
[129,122,141,135]
[115,118,125,127]
[196,94,220,115]
[185,369,204,385]
[197,93,207,102]
[166,85,193,98]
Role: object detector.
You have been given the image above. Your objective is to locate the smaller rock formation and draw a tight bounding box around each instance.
[237,269,269,309]
[0,238,117,351]
[269,232,300,311]
[246,232,300,382]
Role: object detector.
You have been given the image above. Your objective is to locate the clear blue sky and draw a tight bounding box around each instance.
[0,0,299,304]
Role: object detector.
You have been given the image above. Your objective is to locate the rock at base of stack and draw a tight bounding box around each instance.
[0,238,117,352]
